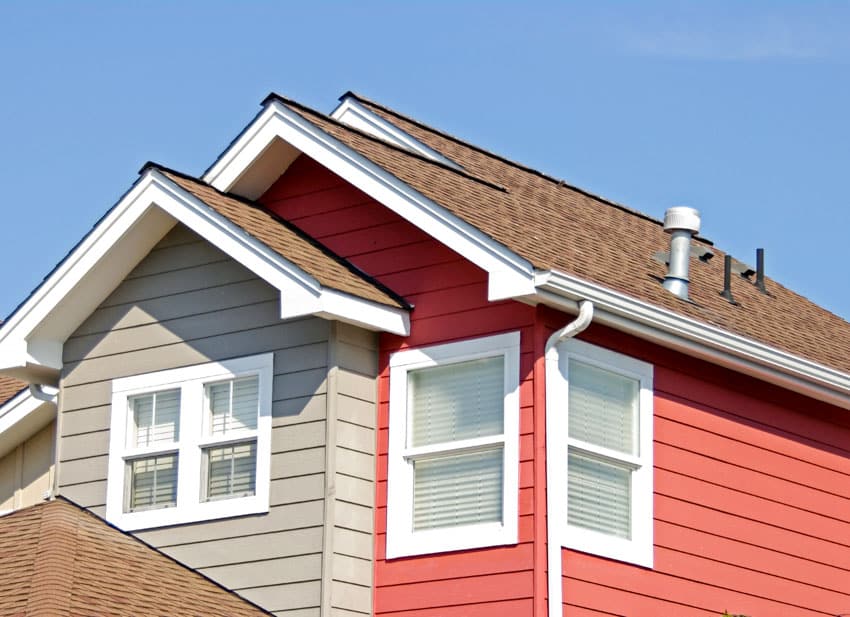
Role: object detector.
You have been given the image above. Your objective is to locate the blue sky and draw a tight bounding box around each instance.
[1,1,848,322]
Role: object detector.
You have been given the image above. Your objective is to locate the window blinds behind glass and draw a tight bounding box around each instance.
[208,376,259,434]
[131,389,180,447]
[567,451,631,539]
[568,361,638,455]
[413,448,503,530]
[410,357,504,446]
[129,454,178,510]
[206,442,257,500]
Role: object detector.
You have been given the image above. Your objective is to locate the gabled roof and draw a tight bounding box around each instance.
[0,162,410,382]
[0,498,271,616]
[321,93,850,378]
[152,165,408,310]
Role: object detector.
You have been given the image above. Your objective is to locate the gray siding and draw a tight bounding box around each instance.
[58,225,381,616]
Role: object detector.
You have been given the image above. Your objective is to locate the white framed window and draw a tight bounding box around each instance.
[547,338,654,567]
[106,353,273,531]
[386,331,520,558]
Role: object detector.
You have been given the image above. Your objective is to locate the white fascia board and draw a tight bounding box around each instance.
[0,168,408,375]
[203,100,535,301]
[331,97,464,171]
[0,390,56,459]
[535,270,850,410]
[317,289,409,336]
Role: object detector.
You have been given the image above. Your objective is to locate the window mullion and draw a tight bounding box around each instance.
[177,380,202,510]
[567,439,642,469]
[403,434,505,460]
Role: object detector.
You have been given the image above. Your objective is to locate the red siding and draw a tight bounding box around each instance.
[262,156,850,617]
[261,156,539,617]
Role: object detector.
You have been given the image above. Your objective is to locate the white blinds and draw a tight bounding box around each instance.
[413,448,503,530]
[409,357,504,447]
[568,361,638,455]
[567,450,631,539]
[129,454,178,511]
[208,376,259,434]
[407,356,505,531]
[206,442,257,500]
[131,389,180,447]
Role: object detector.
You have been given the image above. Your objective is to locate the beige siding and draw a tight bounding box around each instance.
[0,421,55,511]
[56,225,381,616]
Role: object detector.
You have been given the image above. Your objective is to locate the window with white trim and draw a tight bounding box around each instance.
[106,353,273,531]
[386,332,520,558]
[548,338,654,567]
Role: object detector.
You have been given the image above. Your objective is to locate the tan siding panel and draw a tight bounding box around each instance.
[335,473,373,508]
[337,341,377,377]
[59,430,109,462]
[336,370,376,403]
[239,581,321,612]
[271,474,326,506]
[332,554,372,587]
[272,446,326,479]
[333,528,372,560]
[200,554,322,589]
[336,394,375,429]
[60,406,110,437]
[335,447,374,481]
[336,421,375,455]
[331,580,371,613]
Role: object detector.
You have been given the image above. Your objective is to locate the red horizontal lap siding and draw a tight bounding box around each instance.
[260,156,538,617]
[562,322,850,617]
[262,159,850,616]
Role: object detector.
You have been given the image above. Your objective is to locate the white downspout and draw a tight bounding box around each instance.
[544,299,594,616]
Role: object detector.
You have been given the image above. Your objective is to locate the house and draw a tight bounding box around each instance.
[1,90,849,617]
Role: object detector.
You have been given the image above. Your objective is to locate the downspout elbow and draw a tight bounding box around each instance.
[545,299,594,355]
[29,383,59,403]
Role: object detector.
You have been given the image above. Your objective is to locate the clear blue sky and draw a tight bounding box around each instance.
[1,2,848,322]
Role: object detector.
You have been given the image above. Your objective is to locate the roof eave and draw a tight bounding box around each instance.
[535,270,850,411]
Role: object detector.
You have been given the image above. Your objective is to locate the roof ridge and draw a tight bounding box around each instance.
[339,91,716,243]
[145,162,412,310]
[262,93,510,195]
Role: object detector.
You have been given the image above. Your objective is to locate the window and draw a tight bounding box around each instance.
[106,354,273,531]
[547,338,653,567]
[386,332,520,558]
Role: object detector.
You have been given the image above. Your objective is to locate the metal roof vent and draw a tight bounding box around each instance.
[662,206,701,301]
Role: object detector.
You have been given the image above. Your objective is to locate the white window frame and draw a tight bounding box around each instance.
[106,353,273,531]
[547,338,654,568]
[386,331,520,559]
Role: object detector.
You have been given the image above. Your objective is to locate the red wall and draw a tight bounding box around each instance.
[262,156,850,617]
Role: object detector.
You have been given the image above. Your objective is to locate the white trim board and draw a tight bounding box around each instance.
[331,97,464,170]
[0,168,409,381]
[202,98,536,302]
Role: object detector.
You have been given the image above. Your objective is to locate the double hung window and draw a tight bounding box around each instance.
[548,338,653,567]
[386,332,520,558]
[106,354,273,531]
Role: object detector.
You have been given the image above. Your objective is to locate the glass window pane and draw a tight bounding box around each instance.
[569,360,638,455]
[410,357,504,447]
[207,376,259,435]
[568,449,631,539]
[413,447,503,530]
[128,454,177,511]
[205,441,257,500]
[130,389,180,447]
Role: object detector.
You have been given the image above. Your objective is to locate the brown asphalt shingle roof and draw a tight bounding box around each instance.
[0,376,25,407]
[0,498,272,617]
[149,165,408,310]
[269,93,850,377]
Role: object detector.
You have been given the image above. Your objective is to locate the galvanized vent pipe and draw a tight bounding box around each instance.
[662,207,701,301]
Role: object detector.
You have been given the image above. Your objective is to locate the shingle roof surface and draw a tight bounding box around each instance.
[153,166,408,310]
[272,93,850,377]
[0,376,25,407]
[0,498,272,617]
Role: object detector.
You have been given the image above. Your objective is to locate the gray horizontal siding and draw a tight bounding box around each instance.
[57,225,333,615]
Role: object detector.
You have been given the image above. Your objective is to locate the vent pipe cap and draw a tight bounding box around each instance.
[663,207,701,235]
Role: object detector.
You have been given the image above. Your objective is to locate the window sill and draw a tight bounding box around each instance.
[386,521,517,560]
[109,494,269,531]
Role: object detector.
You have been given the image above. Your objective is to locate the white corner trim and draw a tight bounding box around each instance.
[535,271,850,411]
[385,331,520,559]
[203,100,535,301]
[331,97,464,171]
[106,353,273,531]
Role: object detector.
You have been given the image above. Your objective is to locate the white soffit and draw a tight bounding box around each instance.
[0,390,55,459]
[0,169,409,380]
[202,98,535,301]
[330,97,464,171]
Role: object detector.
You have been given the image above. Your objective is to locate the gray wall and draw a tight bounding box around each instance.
[57,224,377,617]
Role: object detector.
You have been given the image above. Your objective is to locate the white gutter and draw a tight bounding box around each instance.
[544,300,594,617]
[534,270,850,411]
